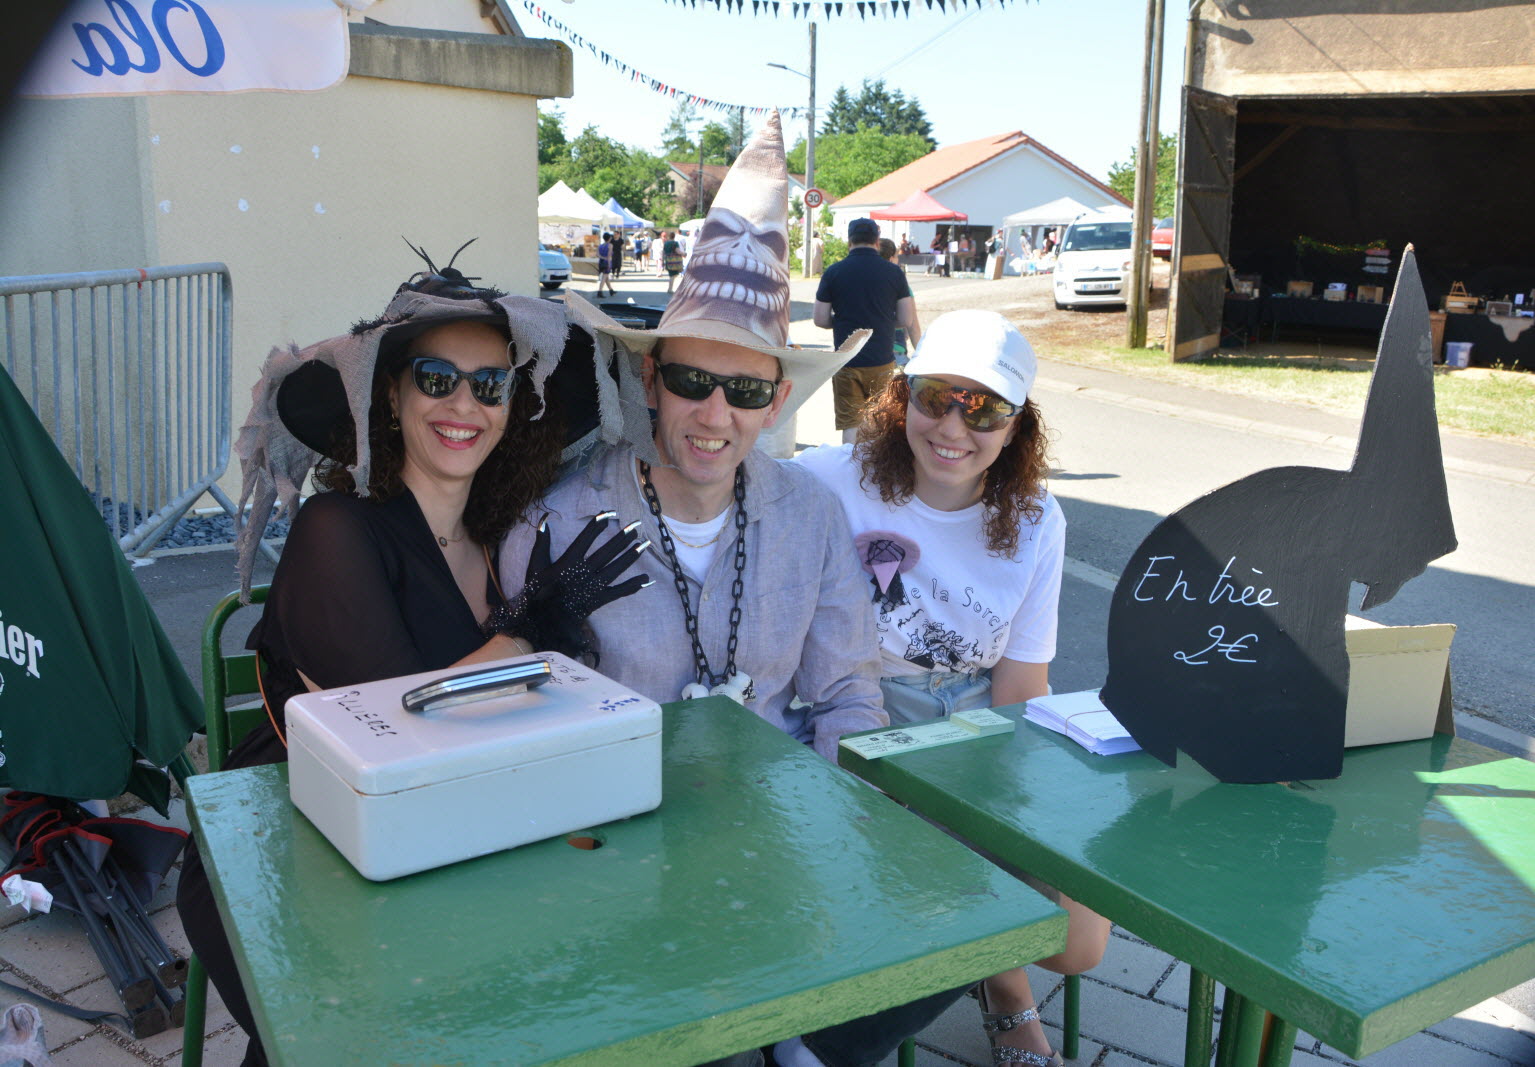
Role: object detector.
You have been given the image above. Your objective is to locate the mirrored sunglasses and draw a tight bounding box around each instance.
[906,374,1022,432]
[409,356,512,406]
[655,361,779,410]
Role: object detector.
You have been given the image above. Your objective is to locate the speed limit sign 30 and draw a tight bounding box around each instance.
[803,188,825,209]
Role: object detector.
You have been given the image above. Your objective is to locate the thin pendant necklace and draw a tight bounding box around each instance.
[665,508,732,550]
[639,462,753,703]
[436,531,465,547]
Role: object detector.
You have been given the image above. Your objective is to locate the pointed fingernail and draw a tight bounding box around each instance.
[622,520,643,535]
[640,578,656,589]
[634,539,652,554]
[593,511,617,523]
[539,517,548,533]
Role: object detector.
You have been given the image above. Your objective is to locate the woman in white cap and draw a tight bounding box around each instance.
[796,308,1107,1067]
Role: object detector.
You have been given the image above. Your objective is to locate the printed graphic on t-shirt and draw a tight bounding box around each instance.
[855,530,919,612]
[859,530,1009,673]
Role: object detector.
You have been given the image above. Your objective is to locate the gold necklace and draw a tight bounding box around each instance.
[665,508,730,550]
[435,531,466,547]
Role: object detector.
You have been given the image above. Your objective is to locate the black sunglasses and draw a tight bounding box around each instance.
[655,361,780,410]
[409,356,512,406]
[906,375,1022,433]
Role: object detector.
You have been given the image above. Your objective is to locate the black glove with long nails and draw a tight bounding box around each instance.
[483,511,651,662]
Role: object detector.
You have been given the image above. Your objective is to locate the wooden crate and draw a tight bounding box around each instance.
[1286,280,1314,298]
[1357,285,1385,304]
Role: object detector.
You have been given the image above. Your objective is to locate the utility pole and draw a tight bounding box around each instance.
[1126,0,1166,350]
[769,24,817,279]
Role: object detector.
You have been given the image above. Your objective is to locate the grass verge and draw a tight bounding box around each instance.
[1036,341,1535,446]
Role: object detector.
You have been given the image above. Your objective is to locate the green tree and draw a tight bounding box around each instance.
[660,100,699,159]
[787,128,931,201]
[538,108,568,167]
[1108,133,1178,217]
[699,121,733,166]
[819,79,934,147]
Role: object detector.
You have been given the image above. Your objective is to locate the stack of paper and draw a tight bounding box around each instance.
[1023,690,1141,756]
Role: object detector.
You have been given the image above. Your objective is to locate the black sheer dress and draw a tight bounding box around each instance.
[176,489,502,1066]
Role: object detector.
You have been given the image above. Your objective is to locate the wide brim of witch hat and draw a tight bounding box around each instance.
[562,292,868,420]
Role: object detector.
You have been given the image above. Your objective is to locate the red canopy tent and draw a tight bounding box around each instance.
[869,190,968,222]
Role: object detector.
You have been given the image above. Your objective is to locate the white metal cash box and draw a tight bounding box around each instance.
[286,652,662,881]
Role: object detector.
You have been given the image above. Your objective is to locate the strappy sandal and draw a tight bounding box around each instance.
[975,985,1065,1067]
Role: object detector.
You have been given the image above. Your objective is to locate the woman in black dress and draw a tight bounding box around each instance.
[179,250,649,1065]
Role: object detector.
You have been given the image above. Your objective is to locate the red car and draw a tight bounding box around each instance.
[1151,217,1174,259]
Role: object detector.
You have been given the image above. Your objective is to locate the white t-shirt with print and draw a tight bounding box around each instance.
[796,444,1065,678]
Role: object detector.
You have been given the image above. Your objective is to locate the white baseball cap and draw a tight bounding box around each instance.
[902,309,1037,406]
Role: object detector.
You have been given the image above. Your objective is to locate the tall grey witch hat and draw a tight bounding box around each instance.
[561,110,867,420]
[232,245,653,597]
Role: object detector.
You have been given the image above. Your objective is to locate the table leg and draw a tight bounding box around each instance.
[1062,974,1081,1059]
[1214,986,1244,1067]
[1184,968,1216,1067]
[1260,1016,1298,1067]
[1227,993,1269,1067]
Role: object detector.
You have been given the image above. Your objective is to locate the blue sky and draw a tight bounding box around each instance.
[525,0,1186,182]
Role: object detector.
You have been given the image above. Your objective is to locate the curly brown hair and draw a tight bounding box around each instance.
[314,348,567,548]
[853,374,1050,556]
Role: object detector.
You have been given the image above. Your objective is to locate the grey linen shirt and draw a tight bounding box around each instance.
[498,445,887,760]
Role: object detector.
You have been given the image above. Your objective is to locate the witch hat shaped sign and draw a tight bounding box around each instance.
[1099,248,1457,783]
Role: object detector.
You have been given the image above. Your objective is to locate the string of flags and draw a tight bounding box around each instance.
[659,0,1013,13]
[522,2,805,117]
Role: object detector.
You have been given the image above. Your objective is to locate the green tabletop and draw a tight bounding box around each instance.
[187,697,1066,1066]
[839,712,1535,1059]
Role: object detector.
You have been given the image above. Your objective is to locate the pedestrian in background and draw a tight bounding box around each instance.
[596,232,615,297]
[662,230,684,295]
[815,217,922,443]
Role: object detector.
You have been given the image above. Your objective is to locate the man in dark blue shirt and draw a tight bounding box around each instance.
[814,217,922,442]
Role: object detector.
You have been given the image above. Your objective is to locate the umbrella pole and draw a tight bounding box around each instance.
[105,854,186,986]
[66,839,181,986]
[52,848,154,1011]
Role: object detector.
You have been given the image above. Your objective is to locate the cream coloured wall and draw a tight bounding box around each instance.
[1195,5,1535,98]
[145,76,540,414]
[0,96,155,276]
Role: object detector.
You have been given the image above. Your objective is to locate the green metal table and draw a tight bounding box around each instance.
[839,713,1535,1066]
[186,697,1067,1066]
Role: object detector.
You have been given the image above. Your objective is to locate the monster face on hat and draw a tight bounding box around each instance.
[663,114,793,347]
[561,110,868,422]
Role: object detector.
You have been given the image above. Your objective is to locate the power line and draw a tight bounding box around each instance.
[871,9,981,79]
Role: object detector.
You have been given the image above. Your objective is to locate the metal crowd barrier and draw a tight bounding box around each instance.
[0,263,246,556]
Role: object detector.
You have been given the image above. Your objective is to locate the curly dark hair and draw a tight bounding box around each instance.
[314,333,567,548]
[853,374,1051,556]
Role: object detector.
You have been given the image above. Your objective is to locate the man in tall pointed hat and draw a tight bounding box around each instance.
[499,111,886,763]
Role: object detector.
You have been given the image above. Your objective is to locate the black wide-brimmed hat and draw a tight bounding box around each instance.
[233,245,655,595]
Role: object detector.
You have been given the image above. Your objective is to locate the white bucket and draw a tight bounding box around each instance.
[1445,341,1473,368]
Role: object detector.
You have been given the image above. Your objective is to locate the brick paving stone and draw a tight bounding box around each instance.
[1429,997,1535,1064]
[49,1032,151,1065]
[2,911,105,992]
[1093,931,1177,997]
[1074,976,1196,1065]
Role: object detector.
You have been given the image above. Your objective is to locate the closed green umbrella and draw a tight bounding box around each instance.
[0,365,200,811]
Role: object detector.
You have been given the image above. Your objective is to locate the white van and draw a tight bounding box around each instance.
[1052,208,1134,310]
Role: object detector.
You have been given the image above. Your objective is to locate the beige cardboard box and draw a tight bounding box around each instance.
[1343,616,1456,747]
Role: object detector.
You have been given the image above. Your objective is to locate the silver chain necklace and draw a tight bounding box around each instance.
[638,462,753,702]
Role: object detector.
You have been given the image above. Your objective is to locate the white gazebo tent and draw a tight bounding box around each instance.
[998,196,1112,276]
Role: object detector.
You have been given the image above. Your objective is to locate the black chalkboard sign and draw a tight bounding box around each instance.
[1100,248,1457,783]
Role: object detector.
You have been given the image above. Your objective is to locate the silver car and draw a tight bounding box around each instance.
[538,243,571,291]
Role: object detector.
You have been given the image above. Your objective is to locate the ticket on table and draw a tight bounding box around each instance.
[841,719,991,759]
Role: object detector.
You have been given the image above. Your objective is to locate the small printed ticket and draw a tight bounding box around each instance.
[840,709,1015,760]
